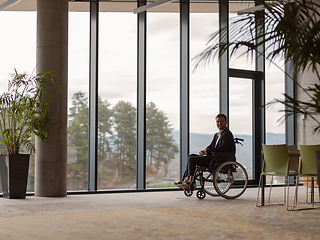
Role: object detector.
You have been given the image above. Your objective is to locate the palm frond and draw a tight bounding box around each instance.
[193,0,320,74]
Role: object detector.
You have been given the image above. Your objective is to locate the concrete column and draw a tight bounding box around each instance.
[35,0,68,197]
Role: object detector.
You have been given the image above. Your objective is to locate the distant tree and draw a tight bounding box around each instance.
[67,92,178,190]
[67,91,89,190]
[112,101,136,186]
[68,92,114,189]
[96,97,114,187]
[146,102,178,176]
[97,97,112,157]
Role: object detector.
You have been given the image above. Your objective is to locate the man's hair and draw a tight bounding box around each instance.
[216,113,227,121]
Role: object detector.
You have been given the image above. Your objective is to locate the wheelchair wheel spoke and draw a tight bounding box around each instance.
[213,161,248,199]
[203,170,219,196]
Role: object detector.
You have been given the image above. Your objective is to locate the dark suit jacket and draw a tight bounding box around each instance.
[205,127,235,155]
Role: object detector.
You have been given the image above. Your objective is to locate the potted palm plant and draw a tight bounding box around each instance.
[0,69,60,199]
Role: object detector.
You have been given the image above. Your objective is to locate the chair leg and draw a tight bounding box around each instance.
[286,178,290,210]
[284,176,287,205]
[267,176,274,205]
[306,177,309,203]
[256,174,263,207]
[294,176,298,207]
[311,177,315,208]
[287,176,299,211]
[295,176,299,209]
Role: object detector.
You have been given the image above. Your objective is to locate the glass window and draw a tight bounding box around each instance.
[228,7,255,71]
[98,8,137,190]
[146,12,180,188]
[265,58,286,144]
[0,11,36,87]
[229,78,253,179]
[1,1,289,193]
[190,10,219,154]
[0,11,37,192]
[67,9,90,191]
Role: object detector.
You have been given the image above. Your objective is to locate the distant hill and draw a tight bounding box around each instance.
[169,130,285,179]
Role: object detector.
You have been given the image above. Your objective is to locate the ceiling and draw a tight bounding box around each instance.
[0,0,253,13]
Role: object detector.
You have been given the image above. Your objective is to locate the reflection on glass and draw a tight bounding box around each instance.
[190,11,219,154]
[266,58,285,144]
[228,13,255,71]
[229,78,253,179]
[67,11,90,191]
[98,10,137,189]
[146,13,180,188]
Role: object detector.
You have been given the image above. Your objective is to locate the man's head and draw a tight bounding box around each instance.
[215,113,228,131]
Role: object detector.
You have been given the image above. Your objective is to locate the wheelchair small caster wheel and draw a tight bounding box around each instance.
[196,190,206,200]
[184,189,193,197]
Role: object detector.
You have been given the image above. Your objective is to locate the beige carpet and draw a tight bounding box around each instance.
[0,188,319,240]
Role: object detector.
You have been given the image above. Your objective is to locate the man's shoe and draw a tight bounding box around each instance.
[174,181,182,186]
[176,181,190,189]
[174,180,187,186]
[177,181,196,189]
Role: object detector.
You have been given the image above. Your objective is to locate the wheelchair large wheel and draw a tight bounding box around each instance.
[203,170,219,197]
[213,161,248,199]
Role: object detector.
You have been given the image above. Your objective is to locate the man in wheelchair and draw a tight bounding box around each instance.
[175,113,235,189]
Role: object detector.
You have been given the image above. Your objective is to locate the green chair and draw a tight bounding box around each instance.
[293,145,320,210]
[256,144,298,210]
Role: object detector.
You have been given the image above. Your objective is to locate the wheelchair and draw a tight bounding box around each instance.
[183,138,248,200]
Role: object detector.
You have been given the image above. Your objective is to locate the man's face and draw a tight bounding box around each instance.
[216,117,227,131]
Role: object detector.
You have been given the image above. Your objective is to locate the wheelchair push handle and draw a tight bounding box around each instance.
[234,137,244,146]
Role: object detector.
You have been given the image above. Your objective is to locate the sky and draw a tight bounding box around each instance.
[0,10,285,136]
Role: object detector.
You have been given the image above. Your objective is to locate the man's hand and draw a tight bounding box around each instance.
[199,150,206,156]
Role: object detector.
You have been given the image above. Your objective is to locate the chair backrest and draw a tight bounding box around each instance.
[299,145,320,176]
[262,144,290,175]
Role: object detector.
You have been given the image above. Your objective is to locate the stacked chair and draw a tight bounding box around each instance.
[256,144,298,210]
[292,145,320,210]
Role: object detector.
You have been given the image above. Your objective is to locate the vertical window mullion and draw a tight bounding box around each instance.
[136,0,147,190]
[88,0,99,191]
[254,5,265,182]
[180,0,190,179]
[285,61,295,145]
[219,0,229,116]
